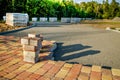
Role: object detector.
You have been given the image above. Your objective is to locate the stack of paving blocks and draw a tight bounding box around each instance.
[6,13,29,26]
[21,34,43,63]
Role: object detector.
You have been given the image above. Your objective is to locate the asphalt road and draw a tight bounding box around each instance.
[4,22,120,69]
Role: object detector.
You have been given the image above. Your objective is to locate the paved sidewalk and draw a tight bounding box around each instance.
[0,35,120,80]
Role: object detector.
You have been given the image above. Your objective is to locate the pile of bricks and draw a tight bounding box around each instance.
[21,34,43,63]
[6,13,29,26]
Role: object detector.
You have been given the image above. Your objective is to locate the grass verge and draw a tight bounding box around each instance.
[80,20,120,29]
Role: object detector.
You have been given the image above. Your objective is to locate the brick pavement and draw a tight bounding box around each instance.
[0,35,120,80]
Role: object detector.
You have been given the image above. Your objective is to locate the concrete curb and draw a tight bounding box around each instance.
[0,23,36,35]
[106,27,120,33]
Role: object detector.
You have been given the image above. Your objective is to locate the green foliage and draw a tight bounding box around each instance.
[0,0,120,20]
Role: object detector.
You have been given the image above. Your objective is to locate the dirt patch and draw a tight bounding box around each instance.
[0,23,26,32]
[0,22,32,32]
[112,17,120,21]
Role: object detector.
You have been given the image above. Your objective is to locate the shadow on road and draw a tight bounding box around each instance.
[54,42,100,62]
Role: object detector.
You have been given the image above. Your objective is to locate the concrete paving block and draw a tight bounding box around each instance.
[32,17,37,21]
[21,37,30,45]
[61,18,71,23]
[49,17,57,22]
[23,56,39,63]
[28,34,40,38]
[40,17,47,22]
[23,45,40,52]
[23,50,39,57]
[28,33,43,41]
[29,38,42,46]
[6,13,28,26]
[112,68,120,76]
[23,51,40,63]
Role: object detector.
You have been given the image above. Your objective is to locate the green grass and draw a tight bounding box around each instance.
[110,27,116,29]
[80,21,120,24]
[95,22,120,24]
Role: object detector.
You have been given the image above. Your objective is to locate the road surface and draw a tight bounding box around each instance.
[4,22,120,69]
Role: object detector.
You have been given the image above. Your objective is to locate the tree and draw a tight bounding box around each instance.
[110,0,119,18]
[26,0,42,17]
[0,0,13,20]
[0,0,120,20]
[97,4,103,19]
[102,0,110,19]
[79,2,87,18]
[13,0,27,13]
